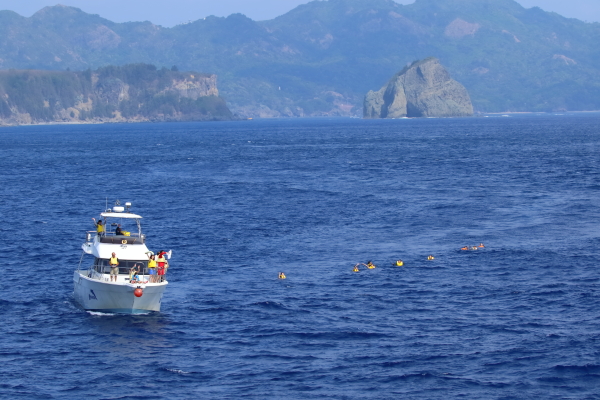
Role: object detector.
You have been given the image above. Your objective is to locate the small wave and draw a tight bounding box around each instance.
[302,331,390,340]
[242,353,316,361]
[553,364,600,372]
[86,311,116,316]
[483,360,512,368]
[60,386,85,392]
[381,372,437,382]
[165,368,192,375]
[190,306,233,313]
[529,289,567,296]
[247,330,390,341]
[86,310,152,316]
[380,360,412,367]
[540,283,567,289]
[253,301,288,310]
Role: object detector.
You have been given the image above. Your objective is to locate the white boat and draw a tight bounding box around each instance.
[73,201,169,314]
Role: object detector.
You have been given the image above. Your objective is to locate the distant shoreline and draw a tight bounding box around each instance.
[2,111,600,128]
[484,110,600,114]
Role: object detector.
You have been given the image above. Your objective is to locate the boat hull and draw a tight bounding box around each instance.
[73,271,167,314]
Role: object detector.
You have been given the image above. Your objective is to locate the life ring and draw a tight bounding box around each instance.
[121,239,127,244]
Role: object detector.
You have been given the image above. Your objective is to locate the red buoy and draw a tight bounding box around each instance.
[134,288,143,297]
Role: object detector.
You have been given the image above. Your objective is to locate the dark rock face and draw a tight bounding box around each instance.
[364,58,473,118]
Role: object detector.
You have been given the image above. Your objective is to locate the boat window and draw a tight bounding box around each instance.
[103,218,142,237]
[94,258,148,273]
[95,258,147,268]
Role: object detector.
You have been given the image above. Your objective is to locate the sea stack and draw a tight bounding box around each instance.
[364,57,473,118]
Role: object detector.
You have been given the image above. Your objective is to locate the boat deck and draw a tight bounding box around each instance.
[79,269,168,286]
[85,230,145,244]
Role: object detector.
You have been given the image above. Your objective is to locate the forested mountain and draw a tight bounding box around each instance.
[0,0,599,116]
[0,64,232,124]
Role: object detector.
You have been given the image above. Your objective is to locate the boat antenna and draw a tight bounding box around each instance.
[105,197,108,212]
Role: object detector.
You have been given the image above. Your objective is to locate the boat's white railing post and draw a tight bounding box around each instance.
[136,219,142,239]
[77,252,85,272]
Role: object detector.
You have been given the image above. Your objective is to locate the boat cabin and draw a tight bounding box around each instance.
[87,209,145,244]
[93,257,149,276]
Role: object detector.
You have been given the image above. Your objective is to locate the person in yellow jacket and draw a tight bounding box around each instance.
[92,218,104,236]
[147,254,157,283]
[109,252,119,282]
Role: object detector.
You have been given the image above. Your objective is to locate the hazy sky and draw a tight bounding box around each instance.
[0,0,598,26]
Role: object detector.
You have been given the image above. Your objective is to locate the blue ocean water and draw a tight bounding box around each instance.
[1,115,600,399]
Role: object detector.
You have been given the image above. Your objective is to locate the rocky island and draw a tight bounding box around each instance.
[364,57,473,119]
[0,63,233,125]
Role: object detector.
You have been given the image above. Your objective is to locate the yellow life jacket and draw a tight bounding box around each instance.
[148,259,157,268]
[97,224,104,233]
[110,257,119,266]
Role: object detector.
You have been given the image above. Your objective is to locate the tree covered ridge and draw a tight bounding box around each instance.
[0,64,232,124]
[1,0,600,115]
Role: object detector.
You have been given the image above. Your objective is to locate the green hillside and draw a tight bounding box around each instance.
[0,0,599,116]
[0,64,232,124]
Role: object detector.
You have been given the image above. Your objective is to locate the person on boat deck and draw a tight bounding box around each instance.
[129,264,141,283]
[147,254,157,283]
[92,218,104,235]
[109,252,119,282]
[157,251,167,282]
[115,224,123,236]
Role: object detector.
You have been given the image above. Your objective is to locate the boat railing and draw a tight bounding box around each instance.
[85,231,96,243]
[85,265,168,283]
[86,231,145,244]
[130,266,168,283]
[103,231,144,238]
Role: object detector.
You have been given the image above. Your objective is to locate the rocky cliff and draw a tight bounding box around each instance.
[364,58,473,118]
[0,64,232,125]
